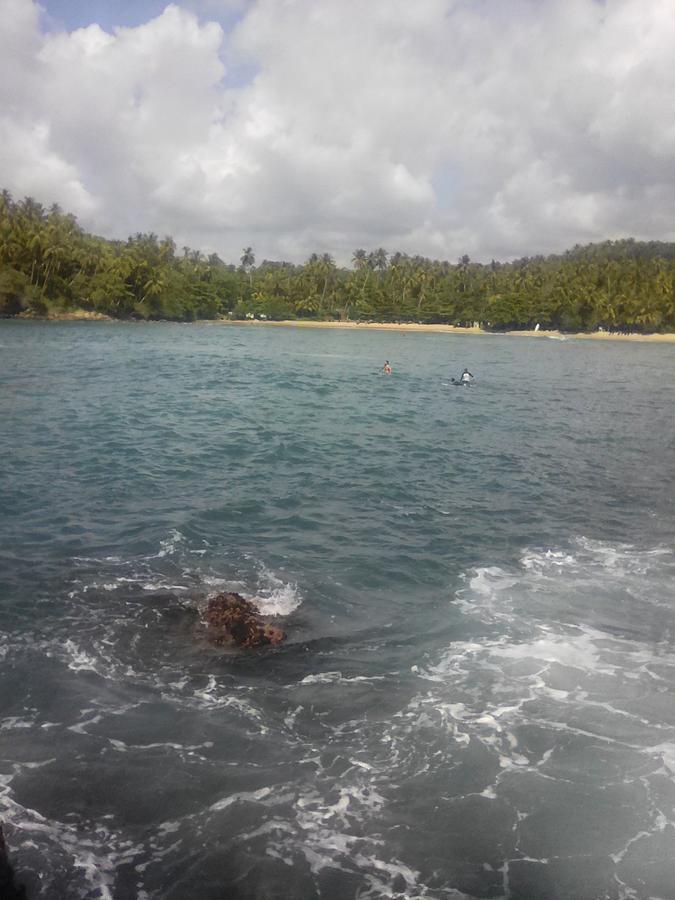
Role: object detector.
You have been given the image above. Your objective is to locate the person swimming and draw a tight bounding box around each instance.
[382,360,392,375]
[450,368,473,386]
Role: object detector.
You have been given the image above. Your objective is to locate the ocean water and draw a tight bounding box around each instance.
[0,320,674,900]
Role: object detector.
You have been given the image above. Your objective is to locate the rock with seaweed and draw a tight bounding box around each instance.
[203,592,286,648]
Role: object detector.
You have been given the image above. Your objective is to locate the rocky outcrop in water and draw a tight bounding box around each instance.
[0,825,26,900]
[203,592,286,648]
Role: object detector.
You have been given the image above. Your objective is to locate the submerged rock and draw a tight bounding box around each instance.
[203,592,286,648]
[0,825,26,900]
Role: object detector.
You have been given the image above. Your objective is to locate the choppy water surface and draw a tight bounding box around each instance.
[1,321,674,900]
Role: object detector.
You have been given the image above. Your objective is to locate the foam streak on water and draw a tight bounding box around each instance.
[0,321,674,898]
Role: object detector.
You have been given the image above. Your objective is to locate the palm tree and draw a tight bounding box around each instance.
[0,189,14,214]
[159,236,176,262]
[240,247,255,288]
[142,270,165,304]
[20,196,45,223]
[352,249,367,270]
[457,254,471,294]
[371,247,388,273]
[318,253,335,312]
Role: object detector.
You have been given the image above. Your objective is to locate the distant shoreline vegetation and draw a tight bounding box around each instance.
[1,190,674,333]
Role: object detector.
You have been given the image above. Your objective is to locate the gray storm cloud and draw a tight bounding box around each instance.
[0,0,673,263]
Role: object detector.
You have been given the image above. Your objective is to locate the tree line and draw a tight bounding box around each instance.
[1,190,673,332]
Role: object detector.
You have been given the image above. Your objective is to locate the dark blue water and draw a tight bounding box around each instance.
[1,321,674,899]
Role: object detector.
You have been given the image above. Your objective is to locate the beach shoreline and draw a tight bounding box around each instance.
[7,312,674,342]
[209,319,675,343]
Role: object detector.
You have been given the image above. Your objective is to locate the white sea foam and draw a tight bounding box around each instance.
[62,640,101,673]
[0,766,143,900]
[489,630,606,672]
[1,717,35,731]
[284,779,428,899]
[72,555,123,564]
[211,786,273,812]
[458,538,675,628]
[69,536,303,626]
[182,677,270,733]
[250,537,658,898]
[521,536,674,582]
[17,535,672,896]
[251,565,302,616]
[429,538,675,804]
[201,575,245,590]
[141,582,188,592]
[156,529,186,558]
[298,672,387,685]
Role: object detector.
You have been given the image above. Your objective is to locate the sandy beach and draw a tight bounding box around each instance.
[12,312,674,342]
[212,319,675,343]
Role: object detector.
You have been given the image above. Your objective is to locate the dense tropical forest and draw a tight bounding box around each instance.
[1,190,673,331]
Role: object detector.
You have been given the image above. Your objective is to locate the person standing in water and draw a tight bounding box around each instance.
[459,368,473,384]
[382,360,392,375]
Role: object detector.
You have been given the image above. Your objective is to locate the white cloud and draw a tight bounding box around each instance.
[0,0,673,263]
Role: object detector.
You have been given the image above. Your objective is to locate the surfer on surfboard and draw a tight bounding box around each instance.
[450,368,474,386]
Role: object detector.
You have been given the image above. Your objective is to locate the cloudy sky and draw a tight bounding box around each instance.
[1,0,673,264]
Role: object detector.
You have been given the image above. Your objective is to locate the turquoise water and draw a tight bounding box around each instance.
[1,321,674,899]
